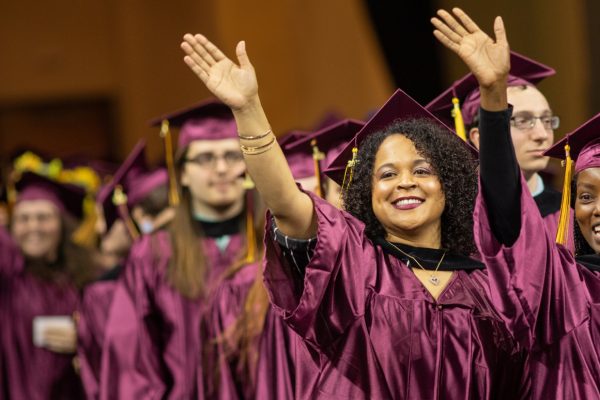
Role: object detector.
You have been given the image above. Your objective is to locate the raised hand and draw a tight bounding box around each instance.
[431,8,510,89]
[181,34,258,110]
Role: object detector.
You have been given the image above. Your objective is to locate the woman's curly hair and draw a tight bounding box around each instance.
[342,118,478,255]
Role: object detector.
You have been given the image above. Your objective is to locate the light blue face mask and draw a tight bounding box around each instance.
[139,221,154,234]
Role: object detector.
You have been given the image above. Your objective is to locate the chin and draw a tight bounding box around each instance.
[524,159,549,173]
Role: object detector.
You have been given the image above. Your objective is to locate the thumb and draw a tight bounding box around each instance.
[236,41,253,69]
[493,16,508,45]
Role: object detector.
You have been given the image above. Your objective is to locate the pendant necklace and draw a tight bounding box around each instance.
[387,241,447,286]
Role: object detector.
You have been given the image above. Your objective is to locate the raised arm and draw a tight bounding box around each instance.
[181,34,315,239]
[432,9,521,245]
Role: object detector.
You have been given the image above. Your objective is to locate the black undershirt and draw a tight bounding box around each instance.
[576,254,600,272]
[195,213,242,238]
[479,106,522,247]
[534,186,562,218]
[374,238,485,271]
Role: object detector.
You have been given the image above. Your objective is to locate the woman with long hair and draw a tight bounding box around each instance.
[113,101,260,398]
[0,171,95,399]
[432,7,600,398]
[180,23,528,397]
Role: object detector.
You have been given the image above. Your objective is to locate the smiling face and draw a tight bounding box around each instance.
[575,167,600,253]
[371,134,445,246]
[507,85,555,176]
[11,200,62,261]
[180,139,247,215]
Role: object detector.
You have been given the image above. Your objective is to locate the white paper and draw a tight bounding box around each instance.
[32,316,74,347]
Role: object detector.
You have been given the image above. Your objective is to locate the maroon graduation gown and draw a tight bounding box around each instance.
[262,193,527,399]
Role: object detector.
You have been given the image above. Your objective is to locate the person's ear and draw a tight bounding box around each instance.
[469,127,480,150]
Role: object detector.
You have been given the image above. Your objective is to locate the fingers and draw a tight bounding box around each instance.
[431,17,462,44]
[452,7,481,34]
[196,34,227,62]
[493,16,508,45]
[182,55,209,83]
[432,30,460,53]
[181,42,211,72]
[436,9,469,37]
[181,33,223,68]
[236,41,253,70]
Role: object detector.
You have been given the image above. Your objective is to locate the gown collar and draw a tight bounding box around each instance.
[577,254,600,271]
[374,237,485,271]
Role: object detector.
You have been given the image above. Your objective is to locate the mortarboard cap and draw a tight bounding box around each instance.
[15,171,86,219]
[325,89,476,186]
[97,140,152,234]
[545,113,600,173]
[426,51,556,130]
[149,99,237,153]
[543,113,600,246]
[279,130,314,180]
[286,119,366,169]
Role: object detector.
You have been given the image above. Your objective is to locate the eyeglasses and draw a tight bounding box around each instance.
[185,151,244,168]
[510,113,560,131]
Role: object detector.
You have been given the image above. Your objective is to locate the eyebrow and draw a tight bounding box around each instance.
[375,159,429,172]
[577,182,599,190]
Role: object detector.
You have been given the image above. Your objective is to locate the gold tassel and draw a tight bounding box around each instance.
[311,139,325,198]
[451,97,468,142]
[555,144,573,246]
[112,185,140,240]
[160,120,180,207]
[339,146,358,206]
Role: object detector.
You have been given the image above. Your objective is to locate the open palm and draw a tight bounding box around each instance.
[181,34,257,110]
[432,8,510,88]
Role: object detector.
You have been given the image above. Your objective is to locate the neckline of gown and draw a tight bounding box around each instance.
[373,237,485,271]
[195,212,242,238]
[577,254,600,272]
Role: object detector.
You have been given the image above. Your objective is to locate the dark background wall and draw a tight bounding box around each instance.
[0,0,595,168]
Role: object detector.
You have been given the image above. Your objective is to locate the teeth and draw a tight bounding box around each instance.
[594,226,600,234]
[396,198,423,206]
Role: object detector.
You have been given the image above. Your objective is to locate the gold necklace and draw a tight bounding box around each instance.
[387,241,447,286]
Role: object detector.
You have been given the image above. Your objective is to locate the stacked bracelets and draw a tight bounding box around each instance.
[239,128,275,155]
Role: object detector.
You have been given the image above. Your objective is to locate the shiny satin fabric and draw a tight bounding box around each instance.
[254,308,322,400]
[200,260,257,399]
[0,228,85,399]
[77,279,118,399]
[262,193,527,399]
[106,230,255,399]
[540,208,575,254]
[473,176,600,399]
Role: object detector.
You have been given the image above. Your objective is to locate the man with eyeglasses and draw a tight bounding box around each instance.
[427,51,570,247]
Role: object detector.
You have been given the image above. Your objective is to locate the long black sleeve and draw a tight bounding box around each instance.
[478,106,522,246]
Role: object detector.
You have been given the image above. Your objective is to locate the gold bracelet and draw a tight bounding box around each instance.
[240,137,276,155]
[238,128,272,141]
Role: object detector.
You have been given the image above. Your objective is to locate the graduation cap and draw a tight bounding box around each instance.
[284,119,365,197]
[426,51,556,138]
[324,89,476,189]
[278,130,313,181]
[14,171,86,219]
[544,112,600,245]
[97,139,168,239]
[148,99,238,207]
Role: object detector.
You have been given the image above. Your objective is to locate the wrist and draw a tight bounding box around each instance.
[479,81,508,112]
[232,95,262,115]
